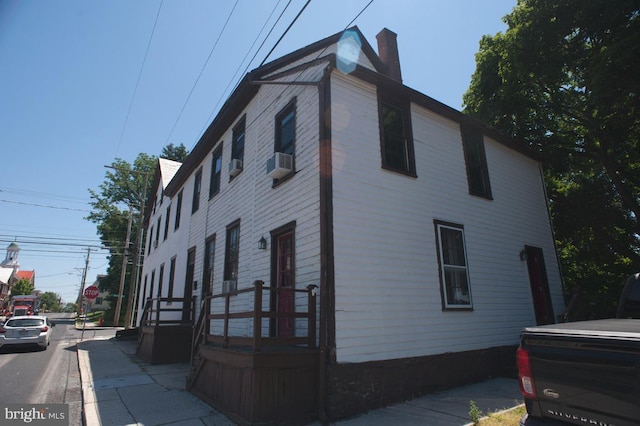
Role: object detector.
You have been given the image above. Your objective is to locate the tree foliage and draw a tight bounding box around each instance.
[463,0,640,319]
[11,278,34,296]
[85,144,188,316]
[40,291,62,312]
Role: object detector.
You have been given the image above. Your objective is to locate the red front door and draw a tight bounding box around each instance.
[524,245,555,325]
[276,232,295,337]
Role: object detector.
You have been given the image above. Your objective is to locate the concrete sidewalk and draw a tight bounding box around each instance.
[77,331,523,425]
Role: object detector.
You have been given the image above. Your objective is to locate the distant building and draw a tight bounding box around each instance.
[1,242,36,313]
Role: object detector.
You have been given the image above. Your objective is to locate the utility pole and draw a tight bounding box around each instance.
[104,165,150,328]
[124,170,149,329]
[76,247,91,315]
[113,205,133,327]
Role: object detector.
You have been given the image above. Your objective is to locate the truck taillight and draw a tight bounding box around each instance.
[0,327,5,334]
[517,346,537,399]
[41,326,49,332]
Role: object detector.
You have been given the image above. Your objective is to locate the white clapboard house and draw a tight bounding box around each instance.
[136,27,565,424]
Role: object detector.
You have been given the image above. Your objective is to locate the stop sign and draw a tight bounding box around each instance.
[84,285,100,300]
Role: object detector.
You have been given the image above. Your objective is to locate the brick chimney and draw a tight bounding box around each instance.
[376,28,402,83]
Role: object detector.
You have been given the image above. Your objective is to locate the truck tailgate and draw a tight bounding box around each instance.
[522,319,640,426]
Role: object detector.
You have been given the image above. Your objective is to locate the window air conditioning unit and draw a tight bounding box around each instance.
[229,159,243,177]
[266,152,293,179]
[222,280,237,294]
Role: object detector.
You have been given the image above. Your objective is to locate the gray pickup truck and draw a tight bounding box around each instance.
[518,273,640,426]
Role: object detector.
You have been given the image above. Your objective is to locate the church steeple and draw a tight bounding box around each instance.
[1,242,20,269]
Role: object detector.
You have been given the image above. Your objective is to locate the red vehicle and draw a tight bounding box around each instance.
[8,295,41,317]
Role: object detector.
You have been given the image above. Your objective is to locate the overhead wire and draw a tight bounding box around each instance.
[196,0,290,139]
[164,0,240,146]
[114,0,164,158]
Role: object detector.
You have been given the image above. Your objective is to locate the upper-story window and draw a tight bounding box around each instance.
[155,216,161,248]
[192,168,202,213]
[276,101,296,157]
[230,117,245,179]
[174,190,182,230]
[461,122,492,199]
[147,226,153,255]
[435,220,472,310]
[210,144,223,199]
[378,88,416,176]
[163,205,170,240]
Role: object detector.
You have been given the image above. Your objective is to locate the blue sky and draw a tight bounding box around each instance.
[0,0,516,304]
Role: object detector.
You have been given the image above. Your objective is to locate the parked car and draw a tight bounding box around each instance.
[0,315,54,351]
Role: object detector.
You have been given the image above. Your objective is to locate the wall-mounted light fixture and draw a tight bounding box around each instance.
[519,250,528,261]
[258,236,267,250]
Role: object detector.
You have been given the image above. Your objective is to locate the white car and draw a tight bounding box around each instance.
[0,315,54,350]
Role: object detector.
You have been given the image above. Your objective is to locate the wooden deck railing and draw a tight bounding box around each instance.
[192,280,317,355]
[138,296,196,327]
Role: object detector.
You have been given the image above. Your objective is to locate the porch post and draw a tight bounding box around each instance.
[307,285,317,348]
[253,280,263,352]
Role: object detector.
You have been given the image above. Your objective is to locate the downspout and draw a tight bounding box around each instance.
[317,63,335,422]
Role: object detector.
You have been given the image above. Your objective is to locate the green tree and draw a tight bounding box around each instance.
[463,0,640,319]
[10,278,34,296]
[40,291,62,312]
[86,144,188,324]
[162,143,189,162]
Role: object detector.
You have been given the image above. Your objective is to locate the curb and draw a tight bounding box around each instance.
[78,345,102,426]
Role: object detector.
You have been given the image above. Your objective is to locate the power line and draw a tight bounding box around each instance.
[114,0,164,157]
[197,0,293,140]
[164,0,240,146]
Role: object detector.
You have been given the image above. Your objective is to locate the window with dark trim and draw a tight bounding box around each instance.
[203,235,216,296]
[210,144,222,198]
[168,256,176,302]
[163,205,170,240]
[149,269,155,302]
[461,123,492,199]
[224,221,240,282]
[157,263,164,298]
[434,220,473,310]
[147,227,153,255]
[192,168,202,213]
[174,190,182,230]
[378,88,415,175]
[275,100,296,157]
[231,117,245,178]
[155,216,161,248]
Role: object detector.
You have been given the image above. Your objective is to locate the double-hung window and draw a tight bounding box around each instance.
[174,190,182,230]
[192,169,202,213]
[230,117,245,179]
[378,88,415,176]
[435,221,472,309]
[276,101,295,157]
[163,205,170,240]
[461,122,492,199]
[210,144,222,198]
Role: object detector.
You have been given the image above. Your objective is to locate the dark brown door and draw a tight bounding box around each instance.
[276,232,295,337]
[183,248,195,322]
[524,245,555,325]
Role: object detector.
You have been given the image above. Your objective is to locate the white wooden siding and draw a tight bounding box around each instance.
[330,72,563,363]
[179,78,323,338]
